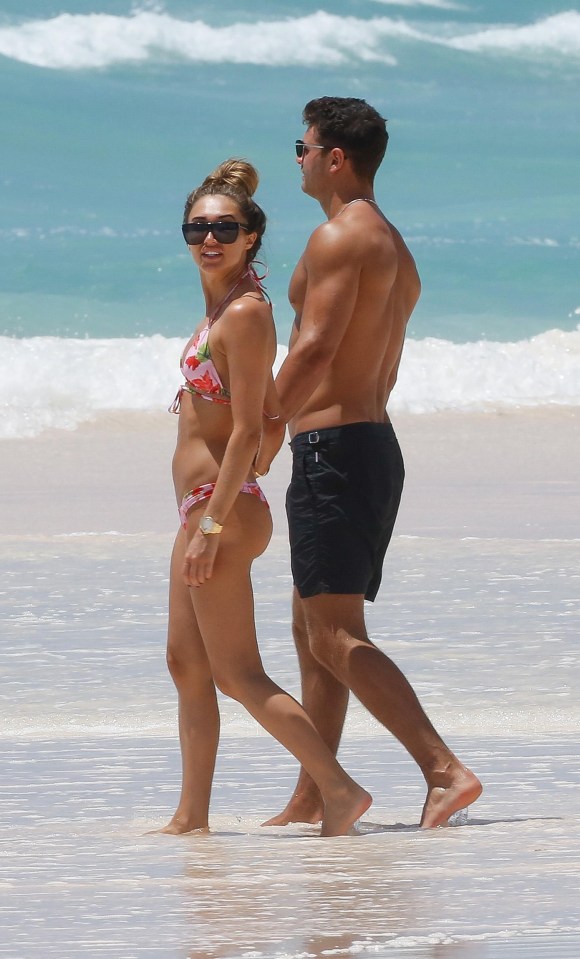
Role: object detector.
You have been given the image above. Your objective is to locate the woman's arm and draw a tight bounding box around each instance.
[183,297,275,586]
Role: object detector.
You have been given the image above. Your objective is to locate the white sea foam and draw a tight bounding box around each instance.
[0,9,578,71]
[392,327,580,414]
[446,11,580,56]
[1,328,578,439]
[370,0,465,8]
[0,11,399,70]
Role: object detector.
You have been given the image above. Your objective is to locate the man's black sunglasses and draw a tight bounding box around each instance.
[295,139,326,159]
[182,220,249,246]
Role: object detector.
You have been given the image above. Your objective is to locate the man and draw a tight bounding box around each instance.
[258,97,481,827]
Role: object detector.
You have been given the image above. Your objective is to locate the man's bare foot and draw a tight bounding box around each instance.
[420,766,482,828]
[320,783,372,838]
[261,793,324,827]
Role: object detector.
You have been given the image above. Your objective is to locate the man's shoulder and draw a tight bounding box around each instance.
[304,215,364,267]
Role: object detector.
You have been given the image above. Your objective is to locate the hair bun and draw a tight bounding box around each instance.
[203,159,259,199]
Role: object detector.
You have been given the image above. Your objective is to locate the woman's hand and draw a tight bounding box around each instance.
[182,528,220,587]
[254,417,286,477]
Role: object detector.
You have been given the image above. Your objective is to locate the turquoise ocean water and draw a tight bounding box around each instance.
[1,0,579,435]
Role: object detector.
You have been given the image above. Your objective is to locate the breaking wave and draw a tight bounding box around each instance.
[1,327,579,438]
[0,9,578,71]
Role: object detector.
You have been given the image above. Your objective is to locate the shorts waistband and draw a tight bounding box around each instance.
[290,421,396,450]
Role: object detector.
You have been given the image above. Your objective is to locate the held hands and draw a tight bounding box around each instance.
[253,417,286,478]
[182,527,220,587]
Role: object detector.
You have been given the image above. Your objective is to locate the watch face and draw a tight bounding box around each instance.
[200,516,221,534]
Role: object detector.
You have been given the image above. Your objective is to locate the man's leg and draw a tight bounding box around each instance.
[262,588,350,826]
[302,593,482,828]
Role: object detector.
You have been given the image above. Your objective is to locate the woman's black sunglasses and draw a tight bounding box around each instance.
[182,220,249,246]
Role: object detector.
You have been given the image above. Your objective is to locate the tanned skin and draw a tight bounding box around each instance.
[159,189,371,838]
[256,119,482,829]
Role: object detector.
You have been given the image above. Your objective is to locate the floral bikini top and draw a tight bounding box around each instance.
[180,323,231,406]
[168,318,232,413]
[169,265,269,414]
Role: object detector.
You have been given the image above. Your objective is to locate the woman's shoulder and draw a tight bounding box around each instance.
[222,290,273,335]
[211,291,275,364]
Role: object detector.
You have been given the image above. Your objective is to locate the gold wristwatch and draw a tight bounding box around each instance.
[199,515,223,535]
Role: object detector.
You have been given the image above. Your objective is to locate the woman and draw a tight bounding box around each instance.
[162,159,371,837]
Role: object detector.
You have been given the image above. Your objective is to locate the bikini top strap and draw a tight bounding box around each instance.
[248,262,272,306]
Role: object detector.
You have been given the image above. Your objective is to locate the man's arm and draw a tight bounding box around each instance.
[253,372,286,476]
[275,222,362,422]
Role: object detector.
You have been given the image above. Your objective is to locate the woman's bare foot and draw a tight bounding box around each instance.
[261,792,324,827]
[320,783,372,838]
[151,813,210,835]
[420,766,482,828]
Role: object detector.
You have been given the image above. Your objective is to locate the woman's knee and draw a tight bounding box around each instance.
[211,666,263,703]
[211,668,241,700]
[166,647,192,687]
[166,645,184,678]
[166,643,210,686]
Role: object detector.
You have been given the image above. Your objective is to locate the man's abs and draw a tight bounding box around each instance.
[288,314,406,437]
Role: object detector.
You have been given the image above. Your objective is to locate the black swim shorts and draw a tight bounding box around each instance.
[286,421,405,602]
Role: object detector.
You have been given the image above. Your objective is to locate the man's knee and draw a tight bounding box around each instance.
[292,590,342,674]
[291,588,312,654]
[303,594,367,638]
[292,611,309,649]
[307,628,334,669]
[301,594,370,670]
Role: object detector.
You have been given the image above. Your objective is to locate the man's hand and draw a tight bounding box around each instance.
[254,418,286,477]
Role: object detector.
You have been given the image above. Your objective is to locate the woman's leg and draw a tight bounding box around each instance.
[262,588,349,826]
[160,527,220,834]
[189,495,371,837]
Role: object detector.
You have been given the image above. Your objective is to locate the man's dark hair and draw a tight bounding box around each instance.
[303,97,388,180]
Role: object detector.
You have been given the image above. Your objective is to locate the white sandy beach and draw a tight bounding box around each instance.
[1,408,579,958]
[2,406,579,538]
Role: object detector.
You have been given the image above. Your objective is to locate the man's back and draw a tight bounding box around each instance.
[287,199,420,436]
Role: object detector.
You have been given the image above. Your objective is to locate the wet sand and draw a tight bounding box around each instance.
[1,406,578,538]
[1,407,579,958]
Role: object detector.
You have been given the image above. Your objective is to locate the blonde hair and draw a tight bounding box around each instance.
[183,159,266,264]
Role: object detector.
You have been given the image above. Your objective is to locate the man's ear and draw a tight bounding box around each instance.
[329,147,347,172]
